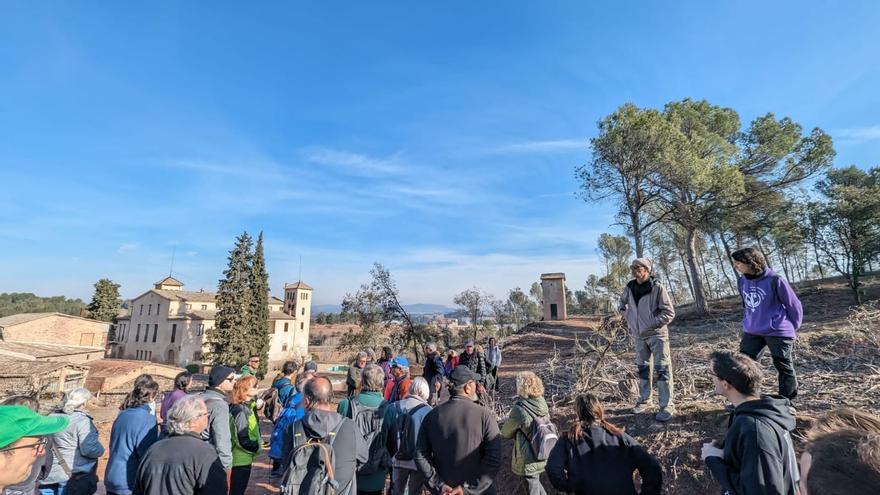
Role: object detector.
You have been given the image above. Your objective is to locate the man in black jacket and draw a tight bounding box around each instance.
[458,340,487,387]
[422,342,446,405]
[135,395,228,495]
[702,351,799,495]
[414,366,501,495]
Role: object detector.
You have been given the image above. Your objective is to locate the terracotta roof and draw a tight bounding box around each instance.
[154,276,184,287]
[150,289,218,303]
[0,341,104,359]
[0,359,87,377]
[0,312,109,328]
[268,311,295,320]
[284,281,313,290]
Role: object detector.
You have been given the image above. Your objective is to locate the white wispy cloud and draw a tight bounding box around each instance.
[304,148,404,177]
[833,125,880,144]
[487,138,587,154]
[117,242,140,254]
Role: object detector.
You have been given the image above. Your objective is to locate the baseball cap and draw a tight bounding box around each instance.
[0,406,69,449]
[391,356,409,368]
[449,366,479,387]
[303,361,318,373]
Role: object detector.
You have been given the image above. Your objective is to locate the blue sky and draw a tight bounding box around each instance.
[1,2,879,305]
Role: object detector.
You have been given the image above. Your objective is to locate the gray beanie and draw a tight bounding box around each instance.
[632,258,653,272]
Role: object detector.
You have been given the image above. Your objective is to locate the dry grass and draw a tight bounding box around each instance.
[492,275,880,494]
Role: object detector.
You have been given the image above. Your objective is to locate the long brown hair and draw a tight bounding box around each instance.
[231,375,257,405]
[568,394,623,440]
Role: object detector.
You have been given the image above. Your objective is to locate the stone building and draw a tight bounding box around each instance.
[114,276,311,370]
[0,312,110,348]
[540,273,568,321]
[0,360,90,397]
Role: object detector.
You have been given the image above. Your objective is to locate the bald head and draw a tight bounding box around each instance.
[303,375,333,410]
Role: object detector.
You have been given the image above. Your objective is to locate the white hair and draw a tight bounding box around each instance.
[409,377,430,400]
[425,342,437,352]
[62,388,92,414]
[166,395,206,436]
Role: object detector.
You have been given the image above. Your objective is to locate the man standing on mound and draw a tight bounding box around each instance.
[619,258,676,422]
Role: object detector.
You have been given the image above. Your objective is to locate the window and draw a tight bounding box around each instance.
[157,303,160,314]
[301,307,305,316]
[135,324,141,342]
[282,343,288,351]
[300,322,304,330]
[171,324,177,343]
[201,304,207,310]
[197,324,204,336]
[148,304,151,316]
[139,304,143,315]
[152,324,158,343]
[284,322,289,332]
[186,304,192,310]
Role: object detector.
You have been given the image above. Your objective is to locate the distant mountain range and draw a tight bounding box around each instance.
[312,303,457,315]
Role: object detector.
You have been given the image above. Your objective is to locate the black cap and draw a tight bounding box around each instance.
[208,365,235,387]
[303,361,318,373]
[449,366,479,387]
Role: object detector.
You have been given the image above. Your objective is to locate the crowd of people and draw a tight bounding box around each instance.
[1,247,880,495]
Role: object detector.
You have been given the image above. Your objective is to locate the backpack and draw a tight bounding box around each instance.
[395,403,429,461]
[348,396,390,475]
[281,420,343,495]
[264,380,295,423]
[528,415,559,461]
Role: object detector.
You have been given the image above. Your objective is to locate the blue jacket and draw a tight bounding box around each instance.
[104,405,159,495]
[270,391,304,461]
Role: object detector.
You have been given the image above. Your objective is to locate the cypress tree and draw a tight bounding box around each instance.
[87,278,121,323]
[209,232,254,367]
[249,232,270,377]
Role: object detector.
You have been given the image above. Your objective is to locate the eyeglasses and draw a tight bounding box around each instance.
[0,437,49,453]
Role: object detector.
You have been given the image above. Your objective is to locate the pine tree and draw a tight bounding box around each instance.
[249,232,270,376]
[209,232,254,367]
[87,279,121,322]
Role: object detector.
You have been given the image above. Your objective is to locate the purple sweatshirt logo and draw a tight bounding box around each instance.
[742,286,767,311]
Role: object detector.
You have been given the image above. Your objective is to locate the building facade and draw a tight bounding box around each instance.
[0,313,110,348]
[114,277,311,370]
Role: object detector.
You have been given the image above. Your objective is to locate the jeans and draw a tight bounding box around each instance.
[393,466,426,495]
[39,484,66,495]
[229,465,252,495]
[740,333,798,399]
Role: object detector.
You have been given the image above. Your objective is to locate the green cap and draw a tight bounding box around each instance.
[0,405,69,449]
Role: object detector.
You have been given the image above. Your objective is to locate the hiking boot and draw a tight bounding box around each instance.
[633,401,653,414]
[655,408,674,422]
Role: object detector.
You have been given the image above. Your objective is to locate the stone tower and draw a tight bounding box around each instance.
[540,273,567,321]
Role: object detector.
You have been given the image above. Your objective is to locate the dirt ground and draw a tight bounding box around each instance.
[78,274,879,494]
[492,275,880,495]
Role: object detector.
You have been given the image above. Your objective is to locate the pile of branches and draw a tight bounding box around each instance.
[539,315,635,409]
[846,300,880,366]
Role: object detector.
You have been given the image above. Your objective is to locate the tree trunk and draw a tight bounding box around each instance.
[630,210,644,258]
[697,242,715,300]
[685,228,710,314]
[677,246,696,302]
[812,243,825,279]
[712,234,736,294]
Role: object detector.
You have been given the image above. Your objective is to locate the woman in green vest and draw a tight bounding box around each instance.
[229,374,261,495]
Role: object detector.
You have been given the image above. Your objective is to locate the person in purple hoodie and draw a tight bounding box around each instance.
[160,371,192,432]
[732,247,803,400]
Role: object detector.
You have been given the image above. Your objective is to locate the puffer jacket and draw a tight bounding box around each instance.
[618,277,675,339]
[43,410,105,484]
[500,397,549,477]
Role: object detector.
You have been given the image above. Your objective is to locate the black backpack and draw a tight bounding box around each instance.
[348,396,390,475]
[281,420,343,495]
[395,403,429,461]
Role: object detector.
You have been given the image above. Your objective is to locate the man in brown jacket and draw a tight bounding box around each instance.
[619,258,676,422]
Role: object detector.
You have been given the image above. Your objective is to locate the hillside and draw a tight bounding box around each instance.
[0,292,86,318]
[492,275,880,494]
